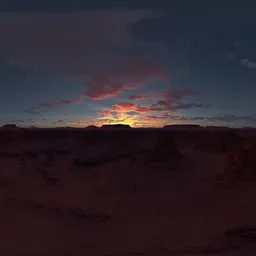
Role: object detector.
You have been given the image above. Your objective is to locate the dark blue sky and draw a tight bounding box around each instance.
[0,0,255,127]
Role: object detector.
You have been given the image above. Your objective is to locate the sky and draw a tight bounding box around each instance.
[0,0,255,128]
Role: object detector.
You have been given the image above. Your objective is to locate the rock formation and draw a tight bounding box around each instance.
[101,124,131,129]
[2,124,19,129]
[86,125,99,129]
[146,135,183,169]
[194,131,242,153]
[226,136,256,181]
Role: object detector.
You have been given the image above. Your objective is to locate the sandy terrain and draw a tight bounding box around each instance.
[0,128,256,255]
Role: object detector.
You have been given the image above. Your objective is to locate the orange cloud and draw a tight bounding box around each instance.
[112,103,152,113]
[115,103,135,110]
[87,88,208,127]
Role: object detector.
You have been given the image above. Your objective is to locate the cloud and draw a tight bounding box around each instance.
[97,111,114,118]
[83,83,138,100]
[150,88,207,111]
[51,119,68,125]
[24,55,167,113]
[207,114,256,123]
[4,11,169,113]
[24,107,41,115]
[164,89,197,101]
[71,111,256,128]
[103,102,150,114]
[151,88,198,108]
[114,103,152,113]
[227,54,256,70]
[234,42,241,48]
[135,106,151,113]
[146,115,168,120]
[115,103,135,110]
[0,1,176,12]
[145,114,256,124]
[40,97,84,108]
[100,88,207,117]
[127,91,164,101]
[240,59,256,69]
[0,12,154,69]
[170,115,205,121]
[81,56,167,100]
[128,94,145,100]
[145,114,205,121]
[24,96,85,114]
[173,103,209,110]
[227,53,235,59]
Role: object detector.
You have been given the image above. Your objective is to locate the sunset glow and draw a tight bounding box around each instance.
[0,3,255,128]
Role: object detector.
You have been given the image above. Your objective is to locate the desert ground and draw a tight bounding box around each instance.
[0,127,256,255]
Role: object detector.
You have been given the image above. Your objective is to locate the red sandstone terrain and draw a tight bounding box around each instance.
[0,127,256,255]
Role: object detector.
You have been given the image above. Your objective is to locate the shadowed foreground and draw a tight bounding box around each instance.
[0,127,256,255]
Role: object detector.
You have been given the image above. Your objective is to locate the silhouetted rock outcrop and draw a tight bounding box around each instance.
[101,124,131,129]
[86,125,99,129]
[0,124,23,143]
[2,124,18,129]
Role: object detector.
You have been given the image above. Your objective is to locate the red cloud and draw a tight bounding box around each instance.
[82,88,208,125]
[83,83,138,100]
[82,57,167,100]
[115,103,134,109]
[103,87,207,117]
[12,12,170,114]
[135,106,151,113]
[24,54,167,113]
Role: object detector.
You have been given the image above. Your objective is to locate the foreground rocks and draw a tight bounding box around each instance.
[225,136,256,182]
[194,131,243,153]
[144,135,183,170]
